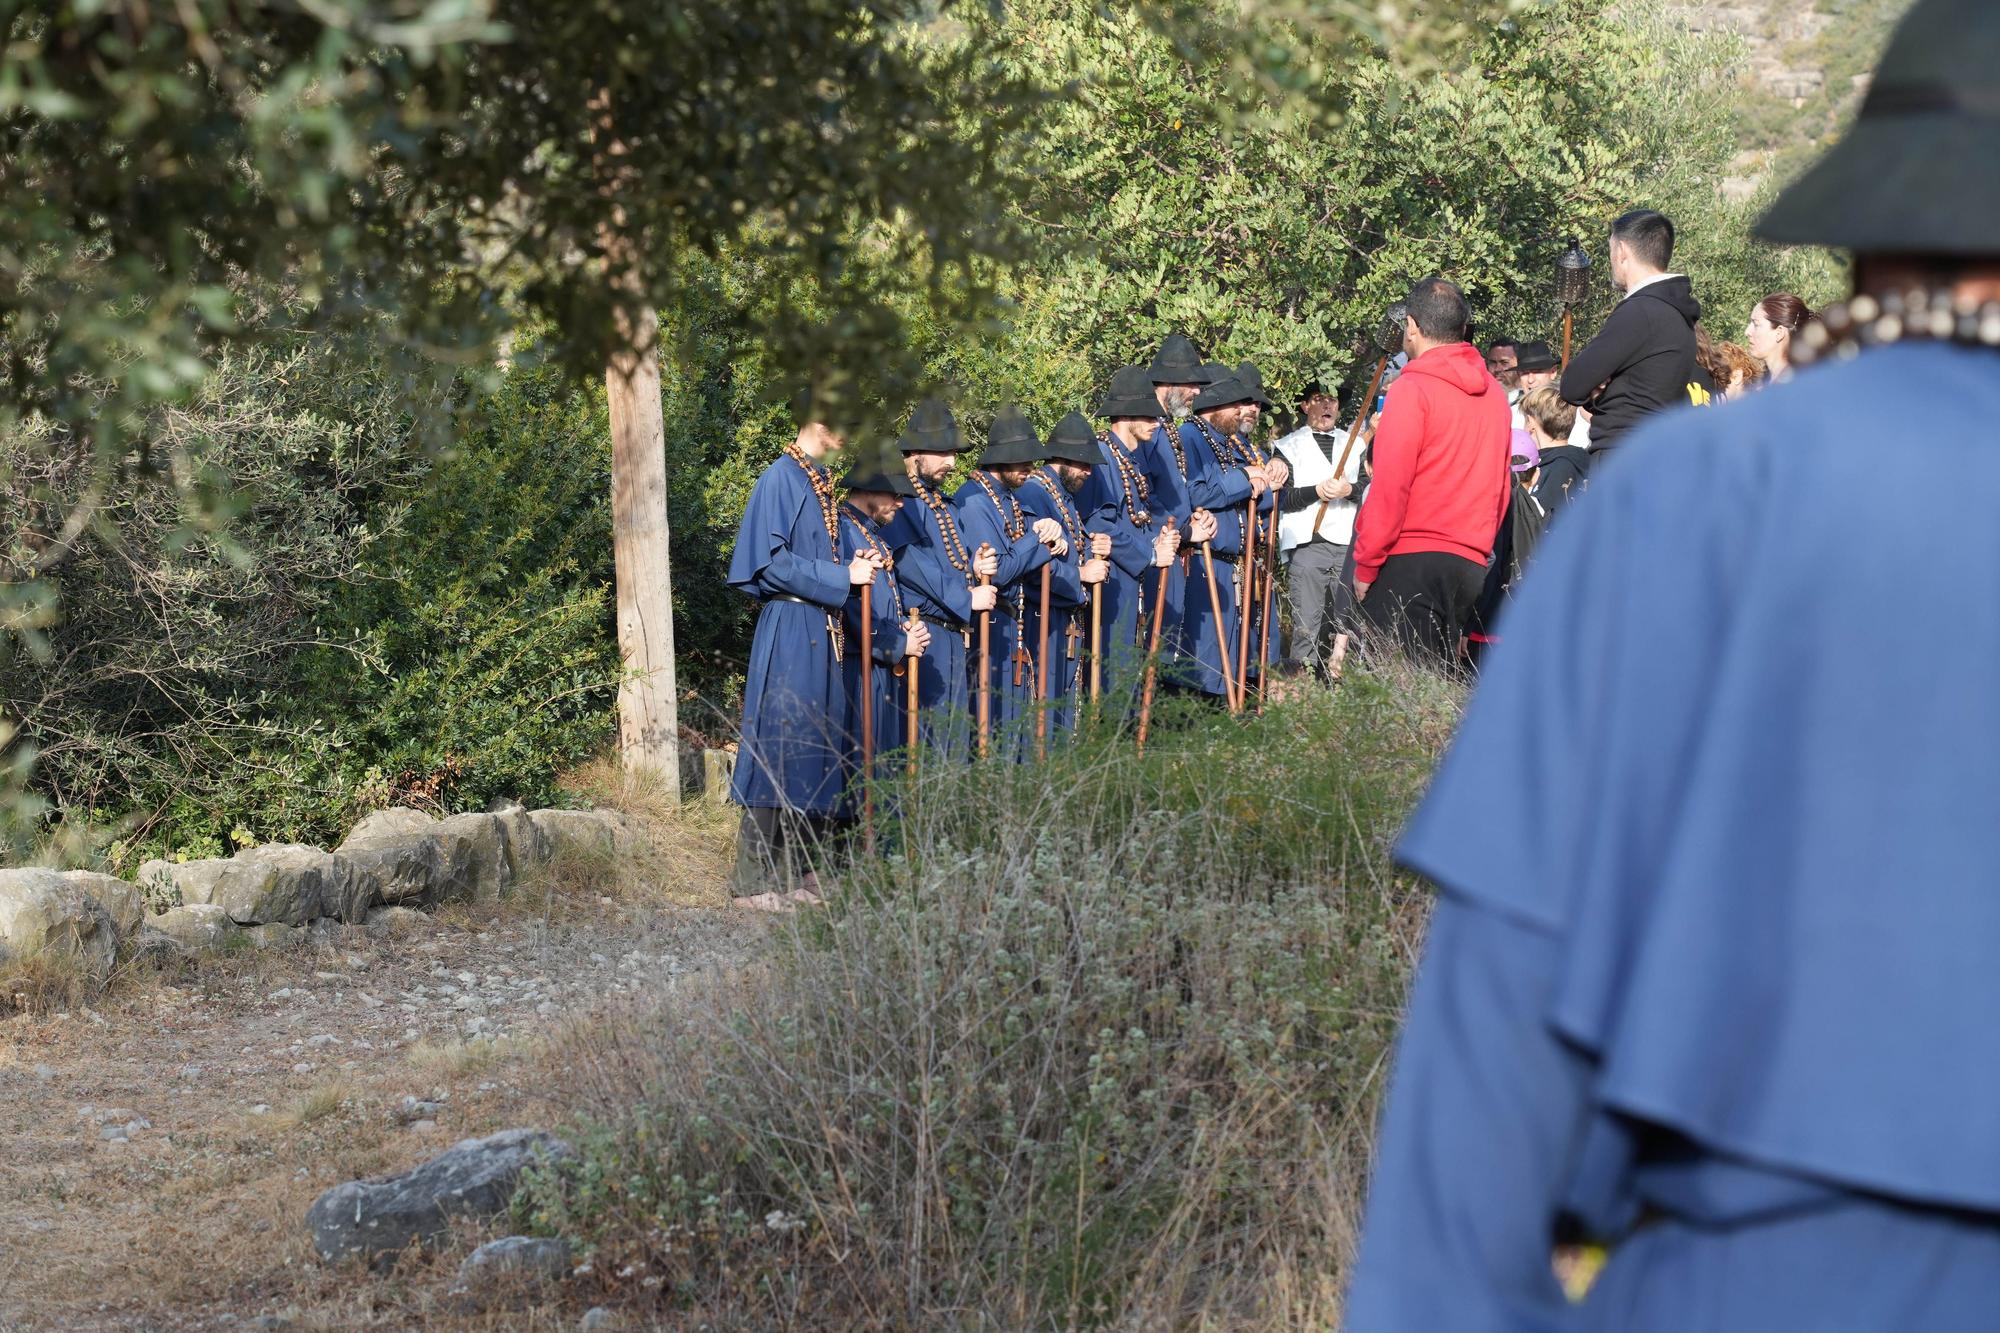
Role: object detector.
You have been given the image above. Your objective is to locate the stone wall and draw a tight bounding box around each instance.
[0,804,641,972]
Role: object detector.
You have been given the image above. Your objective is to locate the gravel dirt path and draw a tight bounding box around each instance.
[0,885,765,1331]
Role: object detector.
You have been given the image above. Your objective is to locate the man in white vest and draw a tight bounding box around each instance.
[1273,380,1367,674]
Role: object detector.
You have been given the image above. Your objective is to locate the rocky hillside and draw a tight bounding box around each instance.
[1671,0,1914,198]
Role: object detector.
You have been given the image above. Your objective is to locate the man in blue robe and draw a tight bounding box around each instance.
[1085,367,1191,710]
[1144,338,1205,675]
[879,399,998,760]
[1345,4,2000,1325]
[952,408,1068,759]
[837,460,929,807]
[1017,411,1109,736]
[1178,374,1272,704]
[727,413,885,906]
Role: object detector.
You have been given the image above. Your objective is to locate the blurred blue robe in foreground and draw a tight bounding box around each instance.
[1344,342,2000,1331]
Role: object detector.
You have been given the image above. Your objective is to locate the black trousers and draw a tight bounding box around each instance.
[1359,550,1486,670]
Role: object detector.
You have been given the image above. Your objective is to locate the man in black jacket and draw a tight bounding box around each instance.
[1559,209,1700,453]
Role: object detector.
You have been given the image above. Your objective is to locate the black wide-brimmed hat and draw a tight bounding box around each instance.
[1192,375,1255,413]
[1045,410,1104,466]
[898,397,967,454]
[1193,360,1229,386]
[1295,378,1336,406]
[1514,340,1559,373]
[1234,361,1273,407]
[979,405,1045,467]
[1101,365,1163,419]
[1148,333,1204,385]
[1758,0,2000,254]
[842,462,916,497]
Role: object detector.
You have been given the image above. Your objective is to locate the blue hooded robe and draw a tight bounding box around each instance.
[1143,419,1196,675]
[1082,430,1169,708]
[1344,341,2000,1331]
[952,472,1054,759]
[838,503,913,804]
[1015,466,1089,736]
[1179,417,1259,699]
[726,455,852,814]
[880,482,980,759]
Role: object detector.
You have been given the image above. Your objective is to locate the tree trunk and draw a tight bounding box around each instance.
[605,279,680,798]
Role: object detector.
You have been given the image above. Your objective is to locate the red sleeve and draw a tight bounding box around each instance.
[1352,382,1425,582]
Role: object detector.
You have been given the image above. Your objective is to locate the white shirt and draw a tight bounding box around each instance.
[1275,423,1367,552]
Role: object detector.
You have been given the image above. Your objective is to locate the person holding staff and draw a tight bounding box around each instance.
[838,459,929,800]
[879,398,998,760]
[1016,410,1107,737]
[1086,367,1186,707]
[726,406,885,907]
[1274,380,1365,675]
[1180,373,1267,707]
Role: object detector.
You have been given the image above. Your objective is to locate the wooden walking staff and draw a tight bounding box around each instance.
[1135,537,1175,755]
[1035,565,1052,762]
[859,581,875,846]
[976,564,994,760]
[1199,539,1236,707]
[1257,502,1281,711]
[1234,497,1258,713]
[1089,583,1103,702]
[904,610,921,778]
[1313,304,1407,540]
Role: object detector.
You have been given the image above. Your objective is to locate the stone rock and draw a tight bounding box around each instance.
[246,922,305,951]
[152,904,241,953]
[140,845,374,927]
[433,813,513,906]
[527,809,639,868]
[488,803,552,887]
[364,906,434,939]
[305,1128,574,1265]
[0,872,120,975]
[54,871,144,936]
[339,810,478,907]
[579,1308,622,1332]
[126,928,185,964]
[455,1234,571,1292]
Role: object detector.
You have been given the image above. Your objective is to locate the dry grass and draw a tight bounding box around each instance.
[0,948,103,1016]
[524,664,1463,1330]
[406,1034,534,1080]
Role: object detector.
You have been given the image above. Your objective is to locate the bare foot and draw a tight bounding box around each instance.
[732,891,796,914]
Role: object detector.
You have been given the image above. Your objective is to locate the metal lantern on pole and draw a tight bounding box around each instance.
[1556,237,1592,368]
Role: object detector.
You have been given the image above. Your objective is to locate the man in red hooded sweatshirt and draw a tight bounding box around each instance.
[1352,276,1512,667]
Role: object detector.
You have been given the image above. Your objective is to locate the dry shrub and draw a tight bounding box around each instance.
[523,665,1461,1329]
[0,948,101,1016]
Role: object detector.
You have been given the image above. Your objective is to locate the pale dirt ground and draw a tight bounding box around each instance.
[0,861,766,1331]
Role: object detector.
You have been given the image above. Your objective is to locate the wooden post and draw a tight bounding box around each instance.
[596,87,679,801]
[1035,566,1052,762]
[1562,309,1574,369]
[1312,353,1389,541]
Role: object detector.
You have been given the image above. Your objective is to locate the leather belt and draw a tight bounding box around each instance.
[764,593,819,608]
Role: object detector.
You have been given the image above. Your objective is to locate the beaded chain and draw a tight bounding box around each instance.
[841,505,905,620]
[1157,418,1188,475]
[782,441,845,661]
[1100,430,1153,528]
[910,472,975,579]
[971,470,1027,541]
[1797,288,2000,365]
[1031,471,1084,551]
[1191,417,1237,470]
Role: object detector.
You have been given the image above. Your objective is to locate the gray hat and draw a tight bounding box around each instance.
[1045,410,1104,466]
[1101,365,1163,419]
[898,397,967,454]
[1192,376,1254,413]
[1758,0,2000,254]
[978,406,1045,467]
[1148,333,1204,385]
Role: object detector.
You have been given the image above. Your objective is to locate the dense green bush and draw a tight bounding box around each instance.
[523,670,1461,1328]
